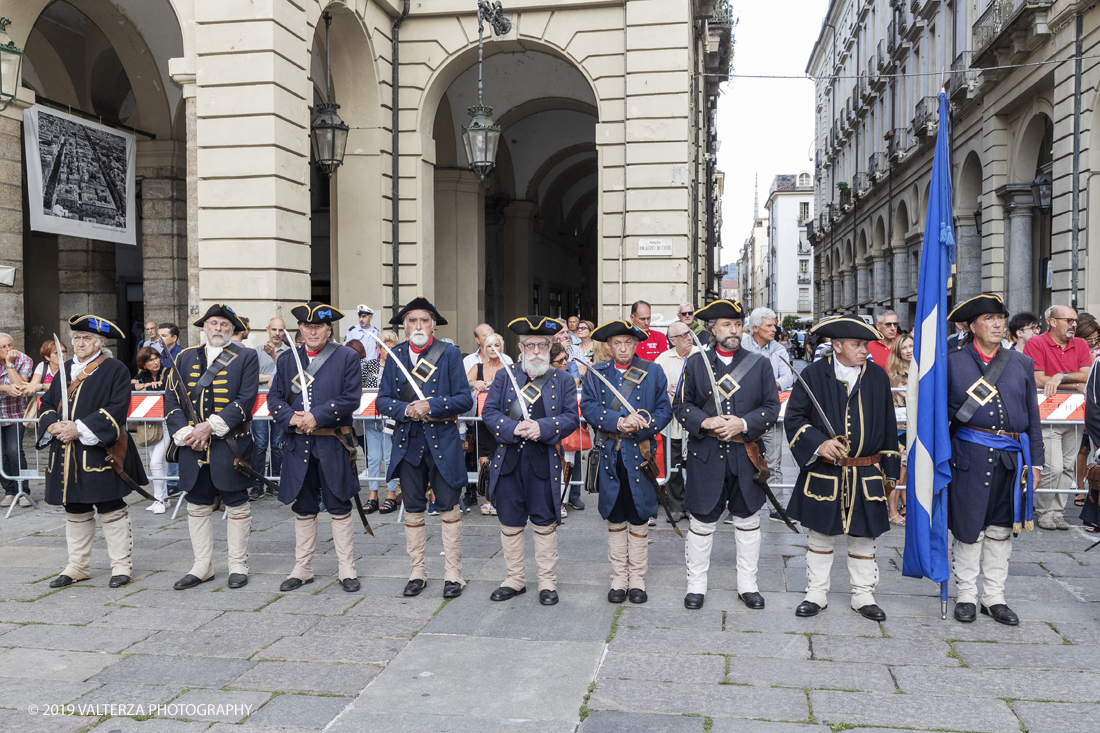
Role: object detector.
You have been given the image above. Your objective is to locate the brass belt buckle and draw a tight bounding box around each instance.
[291,372,314,392]
[966,377,997,406]
[412,358,438,382]
[520,381,542,406]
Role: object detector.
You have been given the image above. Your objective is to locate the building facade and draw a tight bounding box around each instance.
[1,0,731,357]
[807,0,1099,329]
[738,215,768,311]
[765,172,815,320]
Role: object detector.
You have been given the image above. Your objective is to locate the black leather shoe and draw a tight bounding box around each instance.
[854,604,887,621]
[738,591,765,609]
[627,588,648,604]
[403,579,426,597]
[607,588,627,604]
[539,589,559,606]
[981,603,1019,626]
[278,577,313,592]
[108,575,130,588]
[248,487,265,501]
[49,574,85,589]
[954,602,977,623]
[227,573,248,589]
[340,577,361,593]
[795,600,823,617]
[173,574,214,591]
[443,581,463,598]
[684,593,705,610]
[490,585,525,601]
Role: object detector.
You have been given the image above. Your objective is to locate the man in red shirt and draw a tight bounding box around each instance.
[630,300,669,362]
[1023,305,1092,530]
[867,308,898,367]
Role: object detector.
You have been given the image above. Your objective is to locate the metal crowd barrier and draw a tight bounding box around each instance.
[2,387,1089,520]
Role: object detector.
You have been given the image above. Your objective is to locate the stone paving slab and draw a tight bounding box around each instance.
[882,616,1064,644]
[0,677,101,708]
[587,678,809,721]
[327,711,575,733]
[123,630,285,660]
[341,595,441,619]
[206,725,318,733]
[709,721,828,733]
[88,608,224,632]
[0,624,153,653]
[596,651,727,684]
[72,682,185,708]
[0,602,112,625]
[194,612,320,637]
[226,661,380,696]
[305,615,423,640]
[113,590,280,612]
[892,665,1100,702]
[243,695,350,729]
[2,648,121,681]
[1012,701,1100,733]
[810,635,958,666]
[0,707,102,733]
[256,637,405,665]
[1050,621,1100,645]
[954,641,1100,671]
[809,690,1021,732]
[259,594,362,617]
[725,655,897,692]
[154,690,270,723]
[616,606,724,630]
[578,711,705,732]
[89,655,255,688]
[87,719,212,733]
[610,627,810,659]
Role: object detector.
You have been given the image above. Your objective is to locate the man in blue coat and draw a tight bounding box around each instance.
[377,297,474,599]
[268,302,364,593]
[946,294,1044,626]
[483,317,579,606]
[673,300,780,610]
[165,304,259,590]
[580,320,672,604]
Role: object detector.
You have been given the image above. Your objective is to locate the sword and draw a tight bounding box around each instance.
[282,334,312,411]
[574,353,681,537]
[361,331,426,401]
[774,351,844,442]
[53,334,68,422]
[490,346,529,420]
[687,331,799,534]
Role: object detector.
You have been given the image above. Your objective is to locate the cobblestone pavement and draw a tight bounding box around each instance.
[0,469,1097,733]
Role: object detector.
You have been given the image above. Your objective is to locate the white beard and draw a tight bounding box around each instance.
[409,330,430,348]
[207,333,230,348]
[522,353,550,377]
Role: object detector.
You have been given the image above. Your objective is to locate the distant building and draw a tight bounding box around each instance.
[765,173,814,320]
[738,216,768,312]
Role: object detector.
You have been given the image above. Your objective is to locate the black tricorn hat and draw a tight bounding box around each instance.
[193,303,246,333]
[508,316,565,337]
[291,302,345,325]
[389,296,448,327]
[811,315,882,341]
[591,320,648,343]
[947,294,1009,324]
[695,299,745,322]
[69,314,126,341]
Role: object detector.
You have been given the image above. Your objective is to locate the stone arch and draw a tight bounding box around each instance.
[894,199,910,245]
[873,215,886,255]
[1010,105,1055,184]
[955,151,983,301]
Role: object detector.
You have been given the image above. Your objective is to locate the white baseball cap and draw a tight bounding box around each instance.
[356,304,374,315]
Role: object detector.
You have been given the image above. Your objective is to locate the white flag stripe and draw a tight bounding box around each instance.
[1047,394,1084,421]
[253,401,270,417]
[129,395,160,418]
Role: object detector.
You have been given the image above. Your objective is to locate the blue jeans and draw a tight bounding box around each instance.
[365,422,398,494]
[251,420,283,488]
[1,423,25,494]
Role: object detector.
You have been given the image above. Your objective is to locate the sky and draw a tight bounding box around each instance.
[717,0,829,267]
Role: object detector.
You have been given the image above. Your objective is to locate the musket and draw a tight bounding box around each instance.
[687,331,799,534]
[575,353,682,537]
[361,331,426,401]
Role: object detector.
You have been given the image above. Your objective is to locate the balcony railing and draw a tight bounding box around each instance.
[853,171,870,197]
[973,0,1054,61]
[712,0,735,26]
[877,38,888,70]
[910,0,921,15]
[888,127,911,161]
[887,20,897,54]
[950,50,978,97]
[869,151,888,179]
[798,273,812,284]
[913,95,938,137]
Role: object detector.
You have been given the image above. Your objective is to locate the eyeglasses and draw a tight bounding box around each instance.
[669,332,694,341]
[679,311,694,317]
[1051,317,1079,324]
[551,358,568,367]
[521,341,550,352]
[880,321,898,328]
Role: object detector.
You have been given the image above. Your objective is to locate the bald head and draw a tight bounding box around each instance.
[473,323,494,348]
[667,320,694,356]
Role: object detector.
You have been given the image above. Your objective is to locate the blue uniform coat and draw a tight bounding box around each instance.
[376,339,474,490]
[268,343,363,504]
[482,365,579,504]
[165,344,258,493]
[673,348,781,516]
[947,342,1044,543]
[580,358,673,521]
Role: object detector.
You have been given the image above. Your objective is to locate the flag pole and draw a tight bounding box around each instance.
[940,581,947,620]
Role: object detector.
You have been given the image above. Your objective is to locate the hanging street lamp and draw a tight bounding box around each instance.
[0,18,25,112]
[462,1,510,180]
[310,12,348,177]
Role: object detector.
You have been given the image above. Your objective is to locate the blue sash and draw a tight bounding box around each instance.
[955,427,1034,533]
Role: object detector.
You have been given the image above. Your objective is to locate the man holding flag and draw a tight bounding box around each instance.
[945,295,1042,626]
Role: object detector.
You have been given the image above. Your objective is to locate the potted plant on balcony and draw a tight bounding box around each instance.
[837,181,851,206]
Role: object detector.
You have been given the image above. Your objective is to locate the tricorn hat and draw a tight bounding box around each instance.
[591,320,648,343]
[695,299,745,322]
[291,302,345,325]
[811,315,882,341]
[947,293,1009,324]
[508,316,565,337]
[69,314,125,341]
[389,296,448,327]
[192,303,246,333]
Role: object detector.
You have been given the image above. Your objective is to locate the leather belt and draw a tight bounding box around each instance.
[310,427,352,437]
[837,454,882,467]
[706,430,748,442]
[424,416,458,423]
[964,425,1020,441]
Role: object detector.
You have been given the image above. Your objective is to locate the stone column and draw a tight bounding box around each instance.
[856,264,869,305]
[137,142,187,333]
[954,214,982,303]
[842,267,855,310]
[433,170,485,353]
[503,201,536,350]
[58,237,116,338]
[873,255,890,304]
[891,244,909,325]
[0,114,24,350]
[996,184,1036,317]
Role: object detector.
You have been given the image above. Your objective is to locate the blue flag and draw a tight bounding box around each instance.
[902,91,953,587]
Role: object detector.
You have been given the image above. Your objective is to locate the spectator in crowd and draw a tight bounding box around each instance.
[740,307,796,523]
[886,333,913,526]
[133,346,172,513]
[947,321,969,350]
[813,334,832,362]
[234,317,252,345]
[1007,311,1040,351]
[0,333,31,507]
[593,339,613,364]
[577,320,595,361]
[550,343,577,519]
[655,320,700,522]
[463,323,513,374]
[249,317,289,501]
[344,304,380,360]
[868,308,899,366]
[553,325,585,382]
[1073,314,1100,511]
[25,339,67,394]
[568,316,580,341]
[361,330,400,514]
[157,323,182,362]
[631,300,669,361]
[138,320,159,351]
[1024,305,1092,530]
[468,331,508,515]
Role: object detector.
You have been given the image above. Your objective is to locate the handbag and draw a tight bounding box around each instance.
[132,421,164,448]
[560,425,591,453]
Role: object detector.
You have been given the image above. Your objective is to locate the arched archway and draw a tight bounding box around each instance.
[1001,112,1053,316]
[956,151,983,302]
